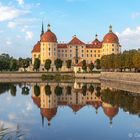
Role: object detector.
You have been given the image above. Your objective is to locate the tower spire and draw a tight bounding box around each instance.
[41,113,44,128]
[40,21,44,38]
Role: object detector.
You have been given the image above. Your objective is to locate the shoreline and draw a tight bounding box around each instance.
[0,72,139,85]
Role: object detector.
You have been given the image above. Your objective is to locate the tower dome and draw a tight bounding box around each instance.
[103,25,119,43]
[41,24,57,43]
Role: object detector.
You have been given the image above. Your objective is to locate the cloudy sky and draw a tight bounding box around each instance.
[0,0,140,58]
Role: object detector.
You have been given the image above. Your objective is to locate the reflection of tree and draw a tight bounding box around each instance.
[55,85,63,96]
[101,88,140,116]
[66,86,72,95]
[21,86,30,95]
[45,85,52,96]
[0,83,10,95]
[10,84,17,96]
[34,85,40,97]
[95,86,101,97]
[89,84,94,94]
[82,84,87,96]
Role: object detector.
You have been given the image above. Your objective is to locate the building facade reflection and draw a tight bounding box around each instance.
[31,82,119,127]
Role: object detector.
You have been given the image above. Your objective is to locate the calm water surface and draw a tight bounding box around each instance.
[0,82,140,140]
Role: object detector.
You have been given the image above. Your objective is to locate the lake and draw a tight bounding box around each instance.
[0,81,140,140]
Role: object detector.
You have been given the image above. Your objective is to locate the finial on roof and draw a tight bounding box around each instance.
[48,23,51,30]
[95,34,98,39]
[109,25,112,32]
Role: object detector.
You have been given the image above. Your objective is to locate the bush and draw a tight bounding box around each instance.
[41,74,54,81]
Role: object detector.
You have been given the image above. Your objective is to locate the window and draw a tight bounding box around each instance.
[49,53,50,56]
[94,50,96,53]
[49,48,50,51]
[87,50,89,53]
[54,48,56,51]
[98,50,100,53]
[65,54,67,57]
[82,50,84,53]
[34,54,36,57]
[98,54,100,57]
[94,54,96,57]
[82,54,84,57]
[112,44,114,46]
[70,54,72,57]
[65,50,67,52]
[87,54,88,57]
[91,54,92,57]
[112,48,114,51]
[70,50,72,52]
[90,50,92,53]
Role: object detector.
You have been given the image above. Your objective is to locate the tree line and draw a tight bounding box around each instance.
[101,49,140,72]
[33,58,101,72]
[0,53,31,72]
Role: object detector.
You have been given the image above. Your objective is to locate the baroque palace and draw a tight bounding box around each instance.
[32,24,121,72]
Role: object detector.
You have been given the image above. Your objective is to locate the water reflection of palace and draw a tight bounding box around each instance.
[31,82,119,126]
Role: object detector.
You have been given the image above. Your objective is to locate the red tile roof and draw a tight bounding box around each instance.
[103,32,119,43]
[86,39,102,48]
[41,29,57,43]
[68,36,85,45]
[57,44,67,48]
[32,41,40,53]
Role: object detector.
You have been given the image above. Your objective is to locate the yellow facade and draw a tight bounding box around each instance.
[31,24,121,71]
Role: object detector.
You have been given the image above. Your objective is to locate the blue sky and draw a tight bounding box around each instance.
[0,0,140,58]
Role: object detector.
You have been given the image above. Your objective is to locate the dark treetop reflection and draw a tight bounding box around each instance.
[0,82,140,140]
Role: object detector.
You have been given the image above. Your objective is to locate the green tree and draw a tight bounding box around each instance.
[95,59,101,69]
[82,84,87,96]
[20,59,30,71]
[66,86,72,95]
[96,86,101,97]
[82,60,87,72]
[10,59,18,71]
[34,85,40,97]
[54,59,63,71]
[45,85,52,96]
[89,84,94,94]
[10,84,17,96]
[22,86,30,95]
[55,85,63,96]
[89,62,94,72]
[66,60,72,70]
[133,52,140,71]
[44,59,52,72]
[33,58,40,72]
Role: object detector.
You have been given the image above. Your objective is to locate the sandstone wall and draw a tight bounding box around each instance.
[101,72,140,85]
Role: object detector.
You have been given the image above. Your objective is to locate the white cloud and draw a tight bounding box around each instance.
[8,21,17,29]
[0,5,20,22]
[131,12,140,19]
[16,0,24,5]
[25,31,33,40]
[6,41,12,45]
[25,102,33,111]
[117,26,140,50]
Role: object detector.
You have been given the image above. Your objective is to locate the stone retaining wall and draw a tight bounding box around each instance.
[101,72,140,84]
